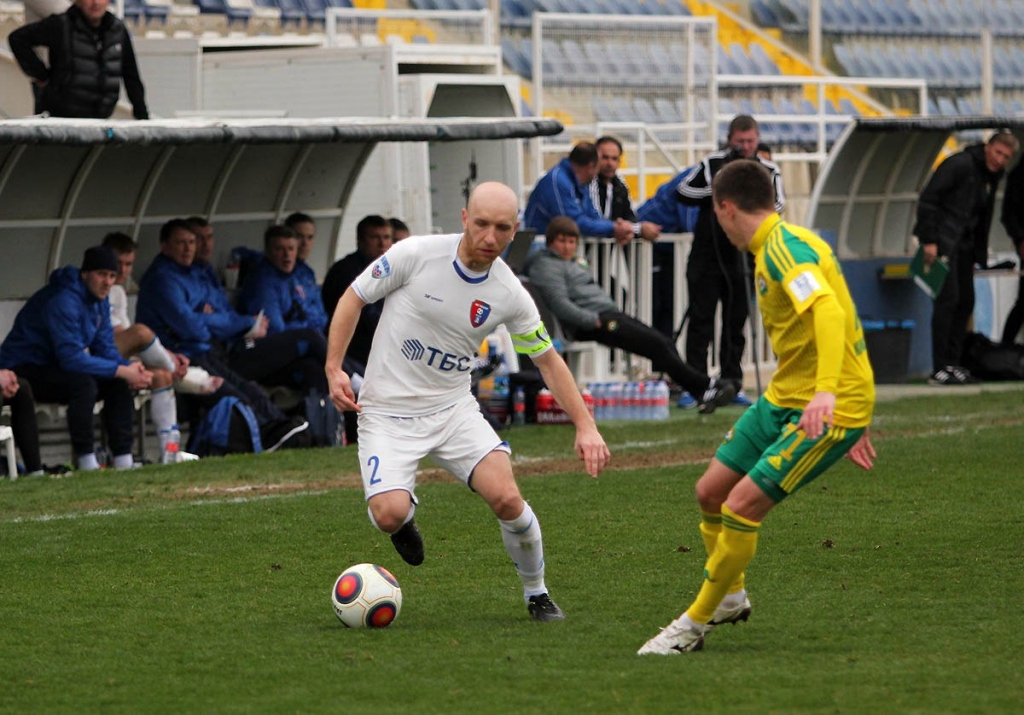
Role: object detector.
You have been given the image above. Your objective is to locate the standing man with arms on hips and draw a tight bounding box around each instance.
[639,160,875,655]
[914,130,1018,384]
[7,0,148,119]
[676,115,785,405]
[326,182,611,622]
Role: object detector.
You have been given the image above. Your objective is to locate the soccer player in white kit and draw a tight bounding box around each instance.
[326,182,611,621]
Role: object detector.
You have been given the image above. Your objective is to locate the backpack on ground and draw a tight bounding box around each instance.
[188,396,263,456]
[962,332,1024,381]
[304,392,343,447]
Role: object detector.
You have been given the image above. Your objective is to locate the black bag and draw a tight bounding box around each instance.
[962,332,1024,380]
[304,392,343,447]
[188,397,263,456]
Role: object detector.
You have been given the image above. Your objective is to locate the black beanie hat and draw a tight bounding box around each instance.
[81,245,120,273]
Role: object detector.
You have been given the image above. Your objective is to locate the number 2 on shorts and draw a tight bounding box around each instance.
[367,455,381,485]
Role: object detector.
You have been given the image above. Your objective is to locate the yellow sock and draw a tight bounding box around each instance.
[686,505,761,624]
[699,510,721,556]
[699,510,745,595]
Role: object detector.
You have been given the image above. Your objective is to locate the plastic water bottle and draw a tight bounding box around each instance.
[607,382,623,420]
[652,380,670,420]
[623,381,638,420]
[535,388,555,423]
[581,386,595,419]
[512,386,526,426]
[591,382,606,421]
[161,425,182,464]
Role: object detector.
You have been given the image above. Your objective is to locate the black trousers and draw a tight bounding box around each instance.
[932,245,976,369]
[1001,274,1024,346]
[684,265,750,384]
[186,352,287,429]
[13,365,134,458]
[572,310,710,396]
[229,329,329,396]
[1,376,42,473]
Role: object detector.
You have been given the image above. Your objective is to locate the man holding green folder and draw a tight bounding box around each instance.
[913,130,1019,385]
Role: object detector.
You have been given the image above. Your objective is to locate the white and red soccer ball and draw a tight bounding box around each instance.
[331,563,402,628]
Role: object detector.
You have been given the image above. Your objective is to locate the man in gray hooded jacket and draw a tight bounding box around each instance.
[523,216,735,415]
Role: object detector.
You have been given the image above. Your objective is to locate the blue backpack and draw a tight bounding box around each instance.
[188,397,263,456]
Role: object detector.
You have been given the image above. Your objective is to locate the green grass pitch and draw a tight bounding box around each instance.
[2,386,1023,713]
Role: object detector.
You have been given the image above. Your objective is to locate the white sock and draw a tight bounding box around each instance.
[139,338,176,372]
[499,502,547,600]
[113,454,135,469]
[150,387,177,434]
[78,453,100,471]
[720,590,747,609]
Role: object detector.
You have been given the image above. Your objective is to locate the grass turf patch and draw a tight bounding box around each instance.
[2,387,1023,712]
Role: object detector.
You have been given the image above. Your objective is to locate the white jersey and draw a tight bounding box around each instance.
[109,284,131,330]
[352,233,551,417]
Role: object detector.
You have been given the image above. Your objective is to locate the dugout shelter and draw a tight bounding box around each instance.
[807,116,1024,378]
[0,115,562,333]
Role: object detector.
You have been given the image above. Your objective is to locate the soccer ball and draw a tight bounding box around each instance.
[331,563,402,628]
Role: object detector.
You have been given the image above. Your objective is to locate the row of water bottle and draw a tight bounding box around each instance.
[586,380,671,421]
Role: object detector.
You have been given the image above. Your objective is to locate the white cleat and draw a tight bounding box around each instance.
[709,596,752,628]
[637,615,706,655]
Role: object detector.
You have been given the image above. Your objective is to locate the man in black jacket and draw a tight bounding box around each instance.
[675,115,785,399]
[914,130,1018,384]
[589,135,660,243]
[8,0,149,120]
[999,157,1024,346]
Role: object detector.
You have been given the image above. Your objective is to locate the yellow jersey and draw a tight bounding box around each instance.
[751,214,875,427]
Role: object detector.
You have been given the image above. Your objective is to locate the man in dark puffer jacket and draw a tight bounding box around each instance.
[8,0,148,120]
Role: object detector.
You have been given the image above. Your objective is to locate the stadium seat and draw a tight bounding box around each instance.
[654,97,681,123]
[749,0,780,28]
[266,0,306,27]
[632,97,660,124]
[748,43,781,75]
[193,0,250,24]
[727,42,761,75]
[937,96,960,116]
[591,96,617,122]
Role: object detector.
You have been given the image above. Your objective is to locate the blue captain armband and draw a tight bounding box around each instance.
[510,322,553,355]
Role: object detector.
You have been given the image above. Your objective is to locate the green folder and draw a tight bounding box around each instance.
[909,245,949,299]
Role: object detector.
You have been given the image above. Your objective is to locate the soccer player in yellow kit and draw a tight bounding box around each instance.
[639,159,877,655]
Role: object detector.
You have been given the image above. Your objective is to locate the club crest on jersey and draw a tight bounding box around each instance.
[470,300,491,328]
[371,256,391,279]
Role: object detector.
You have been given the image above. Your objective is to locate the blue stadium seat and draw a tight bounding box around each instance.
[777,97,815,146]
[727,42,761,75]
[937,96,960,116]
[194,0,251,24]
[501,38,531,79]
[654,97,680,123]
[257,0,303,26]
[748,43,781,75]
[123,0,146,23]
[749,0,780,27]
[632,97,660,124]
[592,97,617,122]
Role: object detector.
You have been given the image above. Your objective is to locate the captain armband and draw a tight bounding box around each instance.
[510,322,553,355]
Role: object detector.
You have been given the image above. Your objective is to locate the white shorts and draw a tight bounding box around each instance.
[356,395,510,501]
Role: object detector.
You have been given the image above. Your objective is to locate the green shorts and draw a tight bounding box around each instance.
[715,397,865,503]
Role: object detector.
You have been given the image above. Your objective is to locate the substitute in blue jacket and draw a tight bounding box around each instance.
[136,219,311,452]
[233,224,330,399]
[284,212,325,320]
[523,142,657,244]
[238,225,328,335]
[0,246,153,471]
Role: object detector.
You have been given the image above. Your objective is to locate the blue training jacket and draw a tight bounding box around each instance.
[136,253,255,358]
[636,166,701,233]
[523,157,616,238]
[0,265,129,376]
[236,256,327,335]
